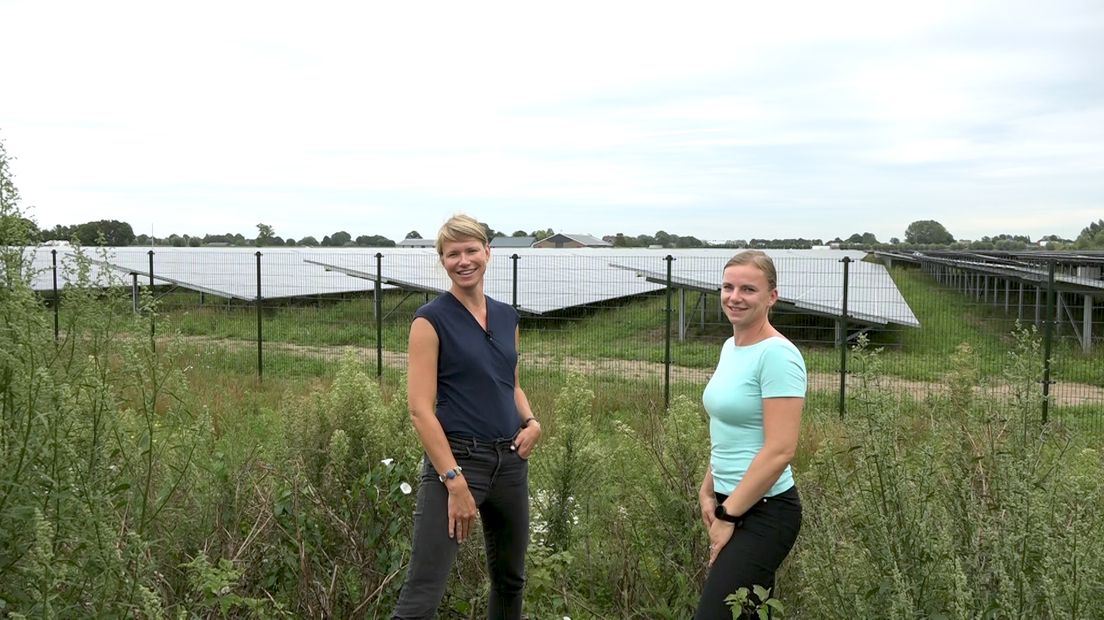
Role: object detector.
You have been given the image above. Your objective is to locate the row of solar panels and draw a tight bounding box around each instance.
[876,251,1104,293]
[20,246,919,327]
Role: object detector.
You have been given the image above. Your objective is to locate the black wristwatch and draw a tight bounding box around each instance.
[714,504,744,526]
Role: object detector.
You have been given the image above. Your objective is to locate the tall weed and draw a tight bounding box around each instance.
[791,328,1104,617]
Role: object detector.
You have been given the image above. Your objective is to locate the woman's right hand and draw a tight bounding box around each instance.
[699,493,717,531]
[447,480,477,543]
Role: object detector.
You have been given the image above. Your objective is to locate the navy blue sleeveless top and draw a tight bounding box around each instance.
[414,292,521,439]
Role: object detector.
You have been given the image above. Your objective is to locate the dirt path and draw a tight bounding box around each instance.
[178,336,1104,407]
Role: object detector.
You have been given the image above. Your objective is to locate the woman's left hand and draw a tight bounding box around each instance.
[513,420,541,459]
[707,520,736,567]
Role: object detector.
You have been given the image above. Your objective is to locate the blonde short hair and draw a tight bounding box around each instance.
[724,250,777,290]
[435,214,489,256]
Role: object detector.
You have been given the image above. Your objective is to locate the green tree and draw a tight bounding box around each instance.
[1,136,38,246]
[612,233,638,247]
[479,222,504,239]
[299,236,319,246]
[1073,219,1104,249]
[904,220,954,245]
[355,234,396,247]
[328,231,352,246]
[42,224,73,242]
[0,137,20,213]
[256,223,277,246]
[73,220,136,246]
[511,230,529,237]
[405,230,422,239]
[845,232,879,245]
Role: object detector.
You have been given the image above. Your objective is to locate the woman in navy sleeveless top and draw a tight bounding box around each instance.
[393,214,542,619]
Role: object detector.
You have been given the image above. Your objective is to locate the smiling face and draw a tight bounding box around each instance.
[720,263,778,331]
[440,237,490,290]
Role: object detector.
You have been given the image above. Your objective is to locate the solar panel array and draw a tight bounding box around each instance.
[27,246,389,299]
[308,249,664,315]
[607,250,919,327]
[22,246,918,327]
[885,251,1104,293]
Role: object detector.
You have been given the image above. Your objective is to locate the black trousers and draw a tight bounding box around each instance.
[694,485,802,620]
[392,434,529,619]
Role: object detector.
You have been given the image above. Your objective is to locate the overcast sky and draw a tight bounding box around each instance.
[2,0,1102,244]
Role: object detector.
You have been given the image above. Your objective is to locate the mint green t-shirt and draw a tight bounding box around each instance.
[702,336,806,497]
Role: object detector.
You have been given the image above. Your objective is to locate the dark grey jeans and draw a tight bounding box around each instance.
[392,434,529,619]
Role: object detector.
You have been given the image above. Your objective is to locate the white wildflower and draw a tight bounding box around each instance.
[399,482,412,495]
[381,458,394,467]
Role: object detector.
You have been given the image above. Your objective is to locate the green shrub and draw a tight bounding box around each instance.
[790,328,1104,616]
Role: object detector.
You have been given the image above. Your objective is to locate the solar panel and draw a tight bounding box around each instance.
[20,246,918,327]
[26,246,391,299]
[606,250,919,328]
[307,250,664,314]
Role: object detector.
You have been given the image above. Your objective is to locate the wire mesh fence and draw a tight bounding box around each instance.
[35,246,1104,429]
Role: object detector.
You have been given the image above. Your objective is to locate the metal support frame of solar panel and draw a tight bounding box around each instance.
[924,249,1104,267]
[902,254,1104,294]
[878,250,1102,352]
[304,253,665,315]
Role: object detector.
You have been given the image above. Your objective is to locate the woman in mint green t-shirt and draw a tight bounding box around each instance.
[694,250,806,620]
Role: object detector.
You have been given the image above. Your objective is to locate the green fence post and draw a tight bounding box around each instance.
[148,250,155,347]
[51,249,59,343]
[664,254,674,410]
[376,252,383,379]
[1041,259,1056,424]
[511,254,519,309]
[131,272,139,313]
[256,251,263,382]
[839,256,852,419]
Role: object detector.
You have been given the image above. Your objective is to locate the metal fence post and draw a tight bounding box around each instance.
[256,251,263,382]
[511,254,519,309]
[375,252,383,379]
[51,249,59,343]
[148,250,155,346]
[1041,260,1056,424]
[131,273,140,314]
[838,256,852,419]
[664,255,674,410]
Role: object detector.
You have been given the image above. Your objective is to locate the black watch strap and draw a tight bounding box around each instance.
[714,504,743,525]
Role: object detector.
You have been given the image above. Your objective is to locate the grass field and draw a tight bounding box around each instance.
[156,263,1103,415]
[5,249,1104,617]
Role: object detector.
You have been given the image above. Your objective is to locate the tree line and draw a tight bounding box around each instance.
[24,217,1104,251]
[4,136,1101,252]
